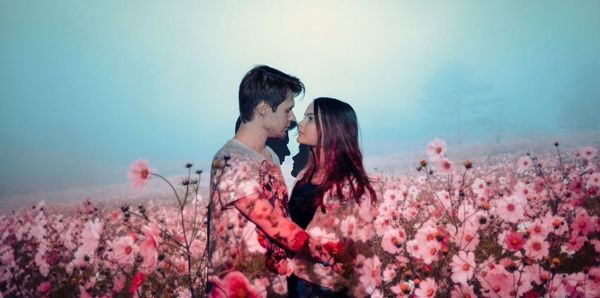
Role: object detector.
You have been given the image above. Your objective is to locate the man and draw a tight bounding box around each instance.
[207,65,328,297]
[234,117,295,165]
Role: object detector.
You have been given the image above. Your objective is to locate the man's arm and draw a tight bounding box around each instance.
[234,193,309,253]
[233,193,337,268]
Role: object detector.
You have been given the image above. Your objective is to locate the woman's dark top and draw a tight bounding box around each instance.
[287,181,350,297]
[288,181,319,229]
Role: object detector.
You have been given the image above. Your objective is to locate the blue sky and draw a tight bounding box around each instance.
[1,1,599,198]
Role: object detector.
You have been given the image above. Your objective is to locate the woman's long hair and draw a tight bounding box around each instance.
[297,97,377,206]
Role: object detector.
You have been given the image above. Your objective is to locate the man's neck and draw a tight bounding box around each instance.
[234,122,268,154]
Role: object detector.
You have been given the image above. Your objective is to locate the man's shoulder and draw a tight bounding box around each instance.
[212,139,260,165]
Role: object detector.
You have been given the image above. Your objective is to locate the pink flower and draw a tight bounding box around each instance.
[517,156,532,171]
[129,272,146,294]
[542,212,568,236]
[571,210,595,236]
[173,256,188,273]
[524,264,550,285]
[80,286,92,298]
[451,283,476,298]
[242,225,266,254]
[219,271,261,298]
[587,172,600,188]
[496,194,525,223]
[340,215,358,240]
[435,190,452,211]
[128,160,153,189]
[82,219,103,242]
[382,264,397,282]
[591,239,600,253]
[419,241,441,265]
[565,235,587,253]
[37,281,51,294]
[578,146,597,160]
[471,178,488,197]
[112,236,138,266]
[251,277,269,296]
[401,206,419,221]
[523,236,549,261]
[391,282,412,297]
[404,239,421,255]
[381,228,406,255]
[207,276,227,298]
[450,251,476,284]
[358,255,382,295]
[383,189,402,204]
[527,219,550,239]
[586,267,600,296]
[426,138,447,161]
[504,231,526,251]
[1,249,15,268]
[271,276,287,295]
[189,239,204,259]
[414,277,437,298]
[112,274,126,293]
[478,265,512,297]
[75,219,103,263]
[139,239,158,272]
[141,222,161,247]
[436,158,454,175]
[453,222,480,252]
[563,272,586,296]
[514,181,534,198]
[548,275,568,297]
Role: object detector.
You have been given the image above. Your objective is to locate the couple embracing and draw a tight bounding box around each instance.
[207,65,378,298]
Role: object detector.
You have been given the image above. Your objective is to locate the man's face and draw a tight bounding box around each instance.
[264,91,296,139]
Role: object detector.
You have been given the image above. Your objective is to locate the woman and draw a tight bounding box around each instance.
[287,97,378,297]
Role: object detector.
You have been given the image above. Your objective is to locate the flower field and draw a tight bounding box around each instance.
[1,140,599,297]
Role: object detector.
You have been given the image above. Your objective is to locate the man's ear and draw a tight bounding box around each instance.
[256,101,269,117]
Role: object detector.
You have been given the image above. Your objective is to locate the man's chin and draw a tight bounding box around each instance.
[274,131,287,139]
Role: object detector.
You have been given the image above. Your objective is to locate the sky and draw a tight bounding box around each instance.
[1,1,599,199]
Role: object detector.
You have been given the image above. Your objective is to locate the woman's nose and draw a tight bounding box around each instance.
[298,119,305,128]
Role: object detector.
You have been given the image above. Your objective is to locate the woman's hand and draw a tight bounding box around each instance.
[324,240,355,277]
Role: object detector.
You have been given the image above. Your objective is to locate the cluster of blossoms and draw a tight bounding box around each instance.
[0,162,208,297]
[1,141,599,297]
[366,140,600,297]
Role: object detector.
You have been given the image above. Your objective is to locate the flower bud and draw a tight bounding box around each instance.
[464,160,473,169]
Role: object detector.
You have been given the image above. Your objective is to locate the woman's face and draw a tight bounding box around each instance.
[297,102,319,146]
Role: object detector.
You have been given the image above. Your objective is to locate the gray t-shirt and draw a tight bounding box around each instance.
[207,139,289,296]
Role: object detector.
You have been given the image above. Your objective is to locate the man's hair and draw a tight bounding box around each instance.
[238,65,304,122]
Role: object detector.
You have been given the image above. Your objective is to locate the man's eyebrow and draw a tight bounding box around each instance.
[305,112,314,116]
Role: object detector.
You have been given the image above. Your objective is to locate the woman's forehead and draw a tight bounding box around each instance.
[305,102,314,113]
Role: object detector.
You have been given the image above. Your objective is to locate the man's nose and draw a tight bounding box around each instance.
[290,112,296,122]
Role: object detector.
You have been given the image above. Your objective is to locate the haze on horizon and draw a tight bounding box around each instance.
[1,1,599,199]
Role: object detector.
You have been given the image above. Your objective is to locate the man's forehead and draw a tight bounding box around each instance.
[283,97,295,108]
